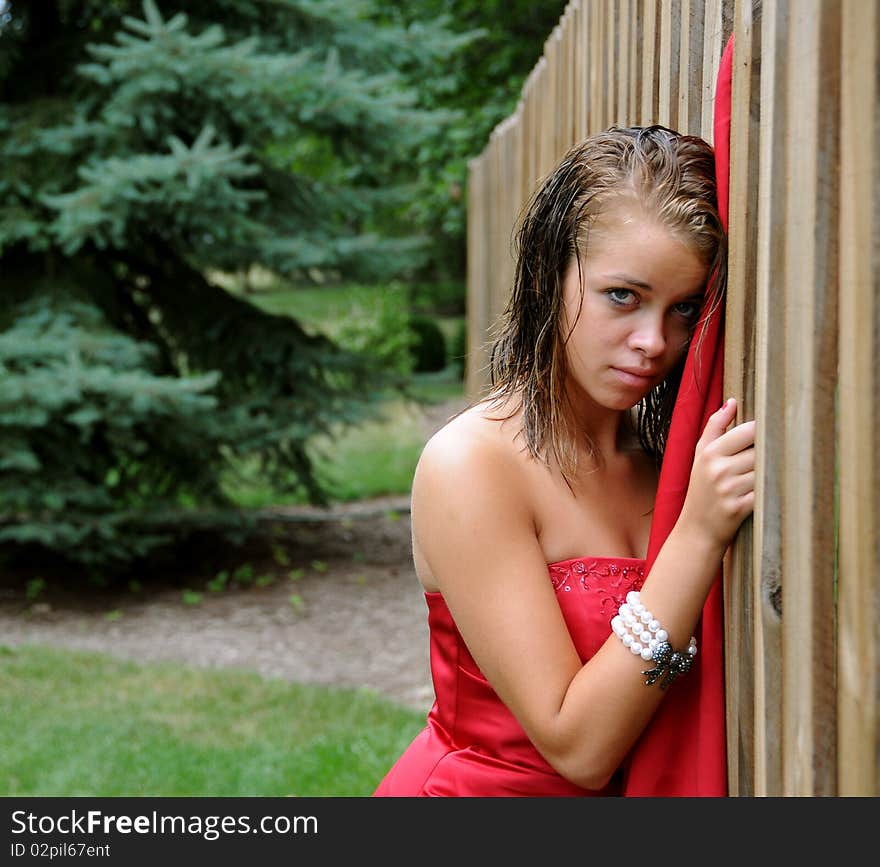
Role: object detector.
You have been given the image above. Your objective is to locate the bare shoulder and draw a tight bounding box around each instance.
[411,401,536,590]
[413,401,524,502]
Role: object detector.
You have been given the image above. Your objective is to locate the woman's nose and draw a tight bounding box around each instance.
[628,317,666,357]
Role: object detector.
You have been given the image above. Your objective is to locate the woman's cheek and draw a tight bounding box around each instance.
[671,323,694,356]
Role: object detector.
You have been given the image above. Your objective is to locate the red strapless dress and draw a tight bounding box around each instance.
[373,555,646,797]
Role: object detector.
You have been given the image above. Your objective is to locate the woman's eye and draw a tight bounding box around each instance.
[607,289,636,306]
[672,301,701,319]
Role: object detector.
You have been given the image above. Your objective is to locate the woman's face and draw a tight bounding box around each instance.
[560,200,709,413]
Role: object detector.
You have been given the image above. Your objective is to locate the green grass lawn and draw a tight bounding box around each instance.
[234,282,389,334]
[216,274,465,349]
[0,644,424,797]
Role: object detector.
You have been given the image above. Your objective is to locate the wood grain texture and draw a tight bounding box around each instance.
[782,0,840,796]
[641,0,662,124]
[678,0,705,135]
[659,0,682,128]
[751,0,787,798]
[723,0,760,797]
[838,0,879,797]
[700,0,727,142]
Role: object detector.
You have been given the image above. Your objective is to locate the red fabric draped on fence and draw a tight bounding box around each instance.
[622,35,734,797]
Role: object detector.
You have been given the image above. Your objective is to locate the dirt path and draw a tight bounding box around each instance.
[0,503,434,712]
[0,398,468,714]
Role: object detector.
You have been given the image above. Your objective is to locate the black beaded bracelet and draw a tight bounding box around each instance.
[641,640,695,690]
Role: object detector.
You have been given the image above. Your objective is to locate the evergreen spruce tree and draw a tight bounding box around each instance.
[0,0,466,573]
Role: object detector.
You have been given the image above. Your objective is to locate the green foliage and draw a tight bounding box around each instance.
[0,0,557,572]
[0,295,236,567]
[24,578,46,601]
[333,284,415,379]
[0,644,425,795]
[0,0,478,572]
[374,0,569,281]
[224,396,440,507]
[408,314,447,373]
[1,0,468,277]
[217,279,466,507]
[448,317,467,379]
[311,407,428,502]
[410,280,466,316]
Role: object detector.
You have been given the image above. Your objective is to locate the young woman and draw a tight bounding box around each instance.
[374,125,755,797]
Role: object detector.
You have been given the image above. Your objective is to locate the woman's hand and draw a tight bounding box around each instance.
[678,397,756,553]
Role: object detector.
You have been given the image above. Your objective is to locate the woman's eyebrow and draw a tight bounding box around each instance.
[604,273,653,289]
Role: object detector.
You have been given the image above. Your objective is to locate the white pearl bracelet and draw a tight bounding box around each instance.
[610,590,698,663]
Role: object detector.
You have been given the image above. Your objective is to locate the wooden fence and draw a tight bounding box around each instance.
[465,0,878,796]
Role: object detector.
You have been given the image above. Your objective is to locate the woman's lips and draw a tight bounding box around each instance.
[610,366,657,388]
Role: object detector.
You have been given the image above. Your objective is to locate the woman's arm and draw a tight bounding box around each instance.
[413,399,754,791]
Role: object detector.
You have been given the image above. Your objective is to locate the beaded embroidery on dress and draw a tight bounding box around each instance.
[549,556,646,620]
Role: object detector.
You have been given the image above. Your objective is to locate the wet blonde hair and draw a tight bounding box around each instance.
[488,125,726,478]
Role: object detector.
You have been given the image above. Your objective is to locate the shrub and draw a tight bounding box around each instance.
[448,318,467,380]
[409,281,466,316]
[408,315,447,373]
[333,285,414,379]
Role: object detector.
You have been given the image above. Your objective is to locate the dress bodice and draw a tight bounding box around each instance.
[374,556,646,797]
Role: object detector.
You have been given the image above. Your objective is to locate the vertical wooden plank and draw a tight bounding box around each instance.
[549,25,558,160]
[499,123,515,330]
[701,0,725,143]
[618,0,631,124]
[606,0,618,129]
[678,0,705,135]
[576,0,590,141]
[559,6,570,151]
[529,66,542,198]
[496,128,510,368]
[555,18,569,158]
[564,2,578,148]
[721,0,734,43]
[641,0,662,124]
[630,0,643,126]
[487,131,501,371]
[497,122,509,341]
[574,4,582,139]
[536,57,552,182]
[465,154,489,399]
[524,90,533,205]
[499,120,516,342]
[563,8,576,151]
[567,0,578,142]
[723,0,761,798]
[544,32,559,171]
[782,0,841,796]
[658,0,682,128]
[752,0,788,798]
[838,0,880,797]
[571,0,582,142]
[520,71,535,207]
[507,110,522,299]
[531,58,543,181]
[590,0,608,133]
